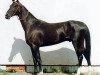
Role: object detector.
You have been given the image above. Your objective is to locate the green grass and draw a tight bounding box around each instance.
[66,73,76,75]
[0,70,16,75]
[0,71,9,75]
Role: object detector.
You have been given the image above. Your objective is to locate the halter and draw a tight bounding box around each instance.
[12,2,21,16]
[12,2,29,21]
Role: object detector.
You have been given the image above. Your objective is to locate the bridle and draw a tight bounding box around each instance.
[12,2,29,21]
[12,2,21,16]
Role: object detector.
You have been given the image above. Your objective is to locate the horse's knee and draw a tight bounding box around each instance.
[37,58,40,61]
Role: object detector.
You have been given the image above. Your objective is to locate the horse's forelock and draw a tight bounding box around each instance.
[12,0,19,2]
[12,0,15,2]
[12,0,20,6]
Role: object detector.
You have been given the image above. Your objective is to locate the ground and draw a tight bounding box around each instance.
[0,72,100,75]
[0,73,75,75]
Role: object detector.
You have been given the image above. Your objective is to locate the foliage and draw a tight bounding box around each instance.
[0,70,9,75]
[0,70,16,75]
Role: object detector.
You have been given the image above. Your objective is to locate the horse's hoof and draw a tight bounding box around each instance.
[37,71,43,75]
[76,67,81,75]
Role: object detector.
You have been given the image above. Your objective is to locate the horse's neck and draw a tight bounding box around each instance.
[18,6,37,33]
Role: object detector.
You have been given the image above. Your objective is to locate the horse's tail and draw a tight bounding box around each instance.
[84,28,91,65]
[85,28,91,52]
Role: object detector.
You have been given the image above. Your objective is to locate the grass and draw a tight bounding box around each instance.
[0,70,16,75]
[0,70,9,75]
[66,73,76,75]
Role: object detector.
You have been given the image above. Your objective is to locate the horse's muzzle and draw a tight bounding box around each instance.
[5,14,10,19]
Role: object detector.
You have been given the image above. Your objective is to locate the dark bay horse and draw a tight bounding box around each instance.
[5,0,91,74]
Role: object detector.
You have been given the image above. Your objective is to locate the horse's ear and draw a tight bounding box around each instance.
[12,0,15,2]
[16,0,19,3]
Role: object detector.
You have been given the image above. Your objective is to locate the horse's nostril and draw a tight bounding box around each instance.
[5,14,8,16]
[5,14,10,19]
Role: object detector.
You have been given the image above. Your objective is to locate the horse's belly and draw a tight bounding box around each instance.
[41,41,61,46]
[41,37,72,47]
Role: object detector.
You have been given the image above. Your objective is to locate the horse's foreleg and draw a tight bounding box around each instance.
[36,48,42,73]
[30,45,38,73]
[27,42,38,73]
[31,44,43,74]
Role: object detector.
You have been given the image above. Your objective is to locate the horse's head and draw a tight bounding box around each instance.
[5,0,21,19]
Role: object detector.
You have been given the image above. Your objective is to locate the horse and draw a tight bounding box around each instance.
[5,0,91,74]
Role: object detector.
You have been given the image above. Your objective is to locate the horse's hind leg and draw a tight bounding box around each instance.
[83,46,92,75]
[83,50,91,66]
[72,39,85,75]
[72,40,84,66]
